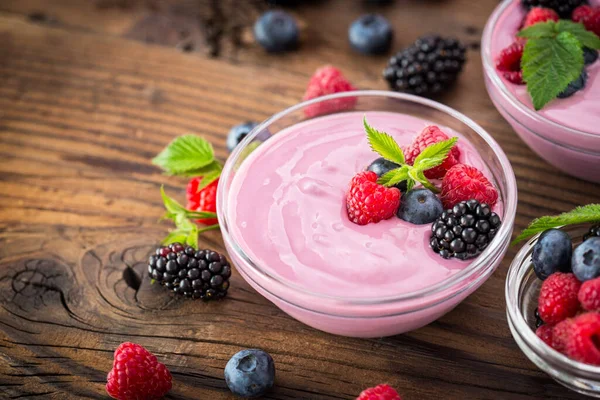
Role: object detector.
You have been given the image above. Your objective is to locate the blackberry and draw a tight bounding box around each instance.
[584,225,600,241]
[148,243,231,300]
[383,35,466,96]
[521,0,588,18]
[429,199,502,260]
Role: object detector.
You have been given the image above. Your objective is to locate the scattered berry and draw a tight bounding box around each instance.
[552,318,575,353]
[538,272,582,325]
[405,126,461,179]
[524,7,559,26]
[578,277,600,311]
[303,66,357,118]
[348,14,393,55]
[254,10,299,52]
[521,0,589,19]
[430,199,502,260]
[367,157,407,192]
[148,244,231,300]
[356,384,402,400]
[572,5,600,37]
[584,225,600,241]
[383,35,466,96]
[572,237,600,282]
[495,41,525,85]
[225,349,275,398]
[440,164,499,210]
[397,189,443,225]
[227,121,263,152]
[532,229,573,281]
[557,70,588,99]
[346,171,401,225]
[565,312,600,365]
[186,177,219,225]
[536,325,554,347]
[106,342,172,400]
[584,47,599,65]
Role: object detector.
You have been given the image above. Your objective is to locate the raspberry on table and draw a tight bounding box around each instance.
[579,277,600,311]
[346,171,401,226]
[538,272,582,325]
[356,384,402,400]
[106,342,172,400]
[572,5,600,36]
[565,312,600,365]
[495,41,525,85]
[440,164,499,210]
[524,7,559,27]
[186,177,219,225]
[303,65,357,118]
[404,126,461,179]
[536,325,554,347]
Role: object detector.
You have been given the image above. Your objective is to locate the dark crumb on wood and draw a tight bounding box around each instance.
[465,25,479,35]
[469,41,481,50]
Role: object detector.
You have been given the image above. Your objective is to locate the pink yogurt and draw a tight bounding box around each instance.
[223,111,505,337]
[483,0,600,183]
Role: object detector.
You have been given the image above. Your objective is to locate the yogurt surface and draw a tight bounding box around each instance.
[227,112,501,299]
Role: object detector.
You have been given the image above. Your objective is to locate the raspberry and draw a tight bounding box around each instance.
[573,5,600,36]
[524,7,559,27]
[579,277,600,311]
[536,325,554,347]
[303,66,357,118]
[346,171,401,225]
[495,41,525,85]
[106,342,172,400]
[552,318,575,353]
[186,177,219,225]
[356,384,402,400]
[538,272,582,325]
[565,312,600,365]
[405,126,461,179]
[440,164,499,210]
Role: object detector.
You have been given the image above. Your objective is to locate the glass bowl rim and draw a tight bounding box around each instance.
[217,90,517,305]
[481,0,598,139]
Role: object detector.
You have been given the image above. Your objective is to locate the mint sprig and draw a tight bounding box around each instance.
[364,117,458,193]
[513,204,600,244]
[517,20,600,110]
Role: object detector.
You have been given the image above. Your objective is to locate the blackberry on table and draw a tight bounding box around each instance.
[520,0,588,18]
[383,35,466,96]
[430,199,502,260]
[584,225,600,241]
[148,243,231,300]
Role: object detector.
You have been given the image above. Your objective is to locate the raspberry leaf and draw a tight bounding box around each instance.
[556,20,600,49]
[378,165,410,187]
[162,231,190,246]
[413,137,458,172]
[517,20,557,39]
[364,117,405,165]
[153,135,215,175]
[186,225,199,249]
[161,186,187,215]
[513,204,600,244]
[410,169,438,193]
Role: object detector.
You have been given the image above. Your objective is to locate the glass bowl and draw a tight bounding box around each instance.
[217,91,517,338]
[506,225,600,397]
[481,0,600,184]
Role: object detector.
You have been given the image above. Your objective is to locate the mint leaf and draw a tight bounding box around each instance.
[378,165,410,187]
[557,20,600,49]
[513,204,600,244]
[162,230,190,246]
[364,117,405,165]
[161,186,187,215]
[410,169,438,193]
[518,21,557,39]
[522,32,584,110]
[186,225,199,249]
[413,137,458,172]
[153,135,215,175]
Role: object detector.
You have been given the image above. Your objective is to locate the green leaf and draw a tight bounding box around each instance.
[186,225,199,249]
[162,230,190,246]
[413,137,458,172]
[185,210,218,220]
[518,20,557,39]
[160,186,186,215]
[197,224,220,234]
[377,165,410,187]
[175,213,195,231]
[513,204,600,244]
[522,32,584,110]
[152,135,215,175]
[364,116,405,165]
[410,169,439,193]
[557,20,600,50]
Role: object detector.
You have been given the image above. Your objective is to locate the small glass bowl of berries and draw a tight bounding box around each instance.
[506,223,600,398]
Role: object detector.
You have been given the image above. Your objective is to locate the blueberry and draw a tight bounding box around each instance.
[557,70,588,99]
[572,237,600,282]
[366,157,407,192]
[254,10,299,53]
[227,122,257,152]
[225,349,275,398]
[532,229,572,280]
[397,189,443,225]
[348,14,393,55]
[584,47,598,65]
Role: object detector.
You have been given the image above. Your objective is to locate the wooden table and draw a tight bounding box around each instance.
[1,0,598,398]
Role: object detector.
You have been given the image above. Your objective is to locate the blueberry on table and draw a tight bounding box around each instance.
[572,237,600,282]
[348,14,393,55]
[254,10,299,53]
[366,157,407,192]
[225,349,275,398]
[532,229,573,280]
[227,122,260,152]
[397,189,443,225]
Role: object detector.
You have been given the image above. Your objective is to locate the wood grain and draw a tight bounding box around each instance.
[0,0,599,398]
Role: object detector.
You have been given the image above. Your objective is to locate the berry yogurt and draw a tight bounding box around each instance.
[221,110,510,337]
